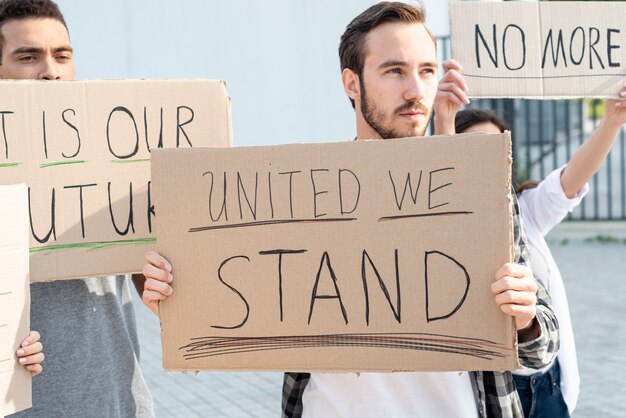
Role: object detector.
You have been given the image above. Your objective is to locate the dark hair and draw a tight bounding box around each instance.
[0,0,68,63]
[516,180,540,194]
[454,108,510,134]
[339,1,433,108]
[454,108,537,194]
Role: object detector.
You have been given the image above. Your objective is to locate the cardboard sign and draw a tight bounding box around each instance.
[153,134,519,372]
[0,80,232,282]
[450,1,626,98]
[0,185,31,416]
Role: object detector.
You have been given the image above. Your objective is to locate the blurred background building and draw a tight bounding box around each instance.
[56,0,626,221]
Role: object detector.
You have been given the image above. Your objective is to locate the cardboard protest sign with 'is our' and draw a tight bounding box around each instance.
[450,1,626,98]
[153,134,519,373]
[0,79,232,282]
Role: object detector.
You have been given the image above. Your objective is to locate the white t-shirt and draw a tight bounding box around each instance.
[516,165,587,414]
[302,371,479,418]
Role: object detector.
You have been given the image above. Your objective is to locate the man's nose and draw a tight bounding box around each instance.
[403,72,425,102]
[39,56,61,80]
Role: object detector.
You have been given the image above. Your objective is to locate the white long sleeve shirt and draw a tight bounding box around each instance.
[516,165,587,414]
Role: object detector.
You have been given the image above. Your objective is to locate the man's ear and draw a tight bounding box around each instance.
[341,68,360,103]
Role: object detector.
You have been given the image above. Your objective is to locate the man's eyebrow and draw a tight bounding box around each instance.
[53,46,73,54]
[378,60,439,70]
[11,46,44,55]
[378,60,407,70]
[11,45,73,55]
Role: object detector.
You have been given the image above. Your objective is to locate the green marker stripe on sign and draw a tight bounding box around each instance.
[30,237,156,255]
[40,160,87,168]
[111,159,150,164]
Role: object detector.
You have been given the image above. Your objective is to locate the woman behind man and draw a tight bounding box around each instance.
[455,87,626,418]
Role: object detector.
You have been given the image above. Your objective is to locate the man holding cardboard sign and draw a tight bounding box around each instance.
[142,2,559,418]
[282,4,557,417]
[0,0,154,417]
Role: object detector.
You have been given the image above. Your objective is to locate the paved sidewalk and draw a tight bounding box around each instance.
[546,222,626,418]
[133,222,626,417]
[133,296,282,417]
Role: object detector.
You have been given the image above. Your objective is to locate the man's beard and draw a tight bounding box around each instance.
[359,77,432,140]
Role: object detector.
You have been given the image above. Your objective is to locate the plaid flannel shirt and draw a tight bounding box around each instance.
[282,191,560,418]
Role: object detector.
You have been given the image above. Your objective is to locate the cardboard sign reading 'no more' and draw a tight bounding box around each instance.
[0,185,31,417]
[154,134,519,372]
[450,2,626,98]
[0,80,231,282]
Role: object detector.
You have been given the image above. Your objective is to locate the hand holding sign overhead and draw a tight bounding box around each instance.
[433,59,469,135]
[605,82,626,124]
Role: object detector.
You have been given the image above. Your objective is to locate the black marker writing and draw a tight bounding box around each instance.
[338,169,361,215]
[64,183,97,238]
[428,167,454,210]
[424,250,470,322]
[361,249,401,326]
[237,171,258,220]
[0,111,14,159]
[107,106,140,160]
[259,249,307,322]
[108,182,135,236]
[61,109,81,159]
[211,255,251,330]
[310,169,329,218]
[388,170,423,211]
[176,105,194,147]
[28,187,56,244]
[308,251,348,325]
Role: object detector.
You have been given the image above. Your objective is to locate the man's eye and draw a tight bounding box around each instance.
[421,68,436,76]
[387,68,402,75]
[19,56,36,62]
[56,55,72,62]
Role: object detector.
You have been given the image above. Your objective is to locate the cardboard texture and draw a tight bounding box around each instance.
[450,1,626,98]
[0,185,31,416]
[0,80,232,282]
[153,134,519,372]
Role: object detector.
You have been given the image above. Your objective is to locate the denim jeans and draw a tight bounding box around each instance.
[513,361,569,418]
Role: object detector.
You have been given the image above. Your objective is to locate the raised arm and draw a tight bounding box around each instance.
[560,84,626,198]
[433,59,469,135]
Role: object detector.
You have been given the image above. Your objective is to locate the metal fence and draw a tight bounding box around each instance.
[433,36,626,221]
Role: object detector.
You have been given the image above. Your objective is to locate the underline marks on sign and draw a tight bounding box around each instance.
[30,237,156,255]
[189,218,358,233]
[189,211,474,232]
[110,158,150,164]
[0,162,21,168]
[378,211,474,222]
[40,160,87,169]
[179,332,512,361]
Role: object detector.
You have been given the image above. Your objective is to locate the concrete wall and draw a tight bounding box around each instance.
[56,0,449,146]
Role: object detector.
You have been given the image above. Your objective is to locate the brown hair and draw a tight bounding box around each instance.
[515,180,539,194]
[0,0,68,63]
[454,108,510,135]
[454,108,538,194]
[339,1,434,108]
